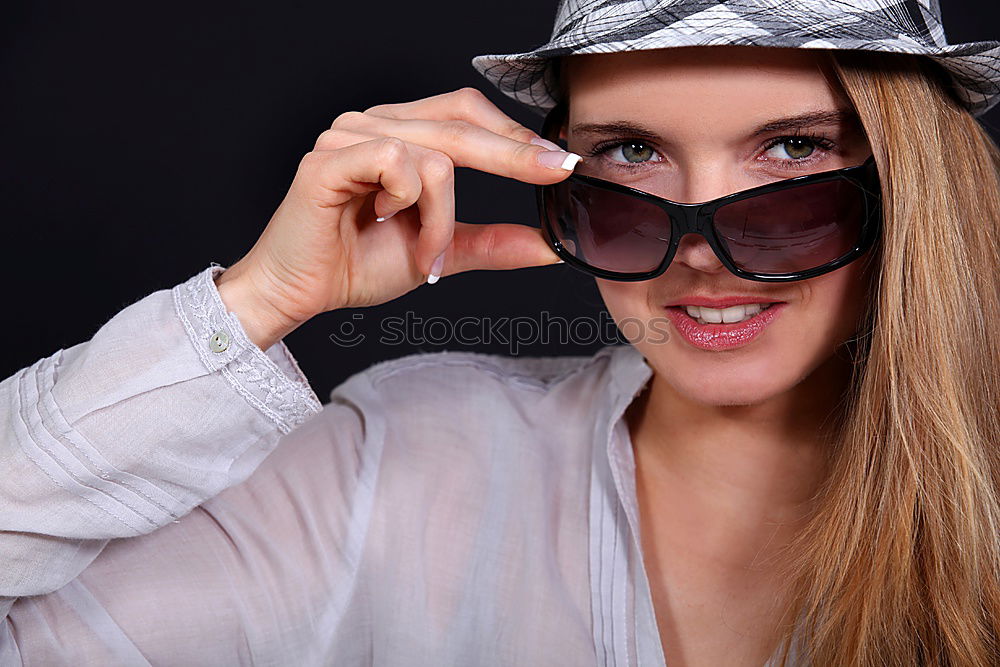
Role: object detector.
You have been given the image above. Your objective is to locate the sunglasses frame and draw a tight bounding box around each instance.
[535,102,884,282]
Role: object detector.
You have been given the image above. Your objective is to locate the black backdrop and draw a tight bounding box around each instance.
[3,1,999,402]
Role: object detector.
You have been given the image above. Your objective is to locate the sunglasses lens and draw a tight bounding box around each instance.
[544,178,672,274]
[713,178,866,274]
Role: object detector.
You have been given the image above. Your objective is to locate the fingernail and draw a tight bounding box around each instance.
[555,259,565,263]
[375,212,395,222]
[537,150,583,171]
[427,252,446,285]
[530,136,563,151]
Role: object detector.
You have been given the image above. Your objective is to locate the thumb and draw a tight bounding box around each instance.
[446,222,564,277]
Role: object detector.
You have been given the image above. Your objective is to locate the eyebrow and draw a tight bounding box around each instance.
[570,110,860,141]
[752,110,859,135]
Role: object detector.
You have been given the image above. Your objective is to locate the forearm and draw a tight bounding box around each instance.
[0,264,323,600]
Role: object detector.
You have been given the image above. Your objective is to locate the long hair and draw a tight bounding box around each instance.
[767,50,1000,665]
[555,48,1000,664]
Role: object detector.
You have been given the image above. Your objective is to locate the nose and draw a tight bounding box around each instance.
[668,162,740,276]
[672,232,727,275]
[674,159,743,205]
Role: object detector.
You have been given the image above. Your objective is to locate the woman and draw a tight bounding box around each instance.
[2,1,999,665]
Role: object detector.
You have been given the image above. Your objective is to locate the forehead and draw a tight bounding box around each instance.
[563,46,849,119]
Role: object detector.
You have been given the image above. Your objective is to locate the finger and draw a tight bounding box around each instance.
[312,127,379,152]
[361,87,540,145]
[315,138,456,276]
[313,130,449,235]
[441,222,564,277]
[300,137,423,217]
[410,149,456,277]
[332,113,582,185]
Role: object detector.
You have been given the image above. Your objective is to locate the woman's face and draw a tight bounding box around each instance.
[563,46,875,406]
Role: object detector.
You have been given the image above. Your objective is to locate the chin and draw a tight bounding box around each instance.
[660,371,797,407]
[638,339,818,408]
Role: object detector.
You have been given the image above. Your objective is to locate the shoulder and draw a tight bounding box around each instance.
[326,345,631,419]
[360,345,621,395]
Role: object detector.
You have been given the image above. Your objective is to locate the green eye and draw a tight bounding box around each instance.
[781,138,815,160]
[621,142,655,163]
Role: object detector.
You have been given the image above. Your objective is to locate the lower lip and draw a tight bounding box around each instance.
[664,303,786,351]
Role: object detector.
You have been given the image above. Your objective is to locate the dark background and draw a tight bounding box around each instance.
[3,1,999,402]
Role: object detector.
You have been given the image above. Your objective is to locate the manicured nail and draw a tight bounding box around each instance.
[537,150,583,171]
[427,251,446,284]
[530,136,563,151]
[375,212,395,222]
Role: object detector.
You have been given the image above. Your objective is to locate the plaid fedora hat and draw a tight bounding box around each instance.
[471,0,1000,117]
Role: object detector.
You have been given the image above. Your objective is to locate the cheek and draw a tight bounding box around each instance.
[596,280,654,332]
[802,261,872,349]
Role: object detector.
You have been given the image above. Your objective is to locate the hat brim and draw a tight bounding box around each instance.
[472,38,1000,118]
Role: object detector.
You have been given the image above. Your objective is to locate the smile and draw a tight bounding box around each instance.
[682,303,775,325]
[664,303,787,351]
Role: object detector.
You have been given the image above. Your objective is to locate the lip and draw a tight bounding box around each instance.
[664,302,787,351]
[664,296,785,308]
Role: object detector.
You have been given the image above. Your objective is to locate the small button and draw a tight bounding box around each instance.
[209,330,230,353]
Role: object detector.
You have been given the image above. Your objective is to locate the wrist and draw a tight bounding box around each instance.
[214,263,303,350]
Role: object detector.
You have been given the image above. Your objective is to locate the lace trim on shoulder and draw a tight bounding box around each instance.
[171,263,323,434]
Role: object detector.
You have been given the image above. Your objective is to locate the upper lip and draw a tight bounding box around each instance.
[664,296,785,308]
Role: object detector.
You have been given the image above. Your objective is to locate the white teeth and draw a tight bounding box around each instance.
[701,308,723,324]
[683,303,772,325]
[720,305,746,323]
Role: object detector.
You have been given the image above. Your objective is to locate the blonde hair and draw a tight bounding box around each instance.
[556,47,1000,664]
[768,50,1000,665]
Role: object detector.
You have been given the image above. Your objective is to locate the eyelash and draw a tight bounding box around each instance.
[586,134,838,171]
[761,134,837,167]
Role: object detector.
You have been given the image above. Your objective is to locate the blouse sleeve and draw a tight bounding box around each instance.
[0,263,323,623]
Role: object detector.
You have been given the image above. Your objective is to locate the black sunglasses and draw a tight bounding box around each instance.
[535,103,883,282]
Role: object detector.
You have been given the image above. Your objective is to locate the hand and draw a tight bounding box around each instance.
[215,87,581,349]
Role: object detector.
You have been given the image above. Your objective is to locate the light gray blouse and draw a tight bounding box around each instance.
[0,264,799,666]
